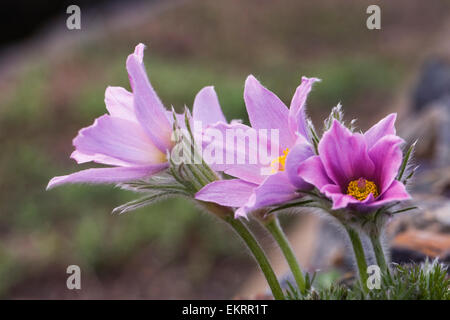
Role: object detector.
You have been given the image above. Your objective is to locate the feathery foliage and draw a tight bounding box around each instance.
[285,260,449,300]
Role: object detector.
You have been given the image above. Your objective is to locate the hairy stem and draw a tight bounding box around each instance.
[264,217,307,295]
[369,234,390,277]
[344,226,369,293]
[225,216,285,300]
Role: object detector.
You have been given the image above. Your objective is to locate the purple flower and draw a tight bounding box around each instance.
[195,75,319,218]
[294,114,411,210]
[47,44,225,190]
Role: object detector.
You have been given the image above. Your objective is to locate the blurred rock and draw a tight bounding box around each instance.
[386,194,450,263]
[400,102,449,167]
[392,229,450,257]
[390,247,428,265]
[401,59,450,168]
[413,59,450,113]
[413,58,450,112]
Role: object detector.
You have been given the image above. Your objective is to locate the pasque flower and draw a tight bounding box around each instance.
[47,44,226,190]
[195,75,319,218]
[294,114,411,210]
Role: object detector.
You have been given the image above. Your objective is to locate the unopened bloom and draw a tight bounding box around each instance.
[47,44,225,190]
[294,114,411,210]
[195,75,319,218]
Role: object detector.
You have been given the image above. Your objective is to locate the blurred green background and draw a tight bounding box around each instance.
[0,0,449,298]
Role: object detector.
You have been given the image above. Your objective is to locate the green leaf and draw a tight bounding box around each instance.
[397,140,417,181]
[112,190,187,215]
[391,206,418,214]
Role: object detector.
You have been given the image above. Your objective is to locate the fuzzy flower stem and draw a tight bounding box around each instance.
[224,215,285,300]
[344,225,369,293]
[264,217,307,295]
[369,234,390,277]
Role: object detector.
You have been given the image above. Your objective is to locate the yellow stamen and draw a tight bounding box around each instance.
[347,178,379,201]
[271,148,290,173]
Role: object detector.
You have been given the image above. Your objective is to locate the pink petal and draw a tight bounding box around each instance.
[224,166,266,185]
[364,113,397,149]
[366,180,411,207]
[201,122,280,184]
[285,137,314,189]
[126,44,173,153]
[297,156,333,190]
[288,76,320,139]
[104,86,136,122]
[195,179,257,207]
[368,134,404,195]
[319,120,375,189]
[47,164,168,190]
[70,150,130,167]
[73,115,166,166]
[322,184,374,210]
[192,86,226,126]
[244,75,295,148]
[236,172,299,218]
[128,44,145,90]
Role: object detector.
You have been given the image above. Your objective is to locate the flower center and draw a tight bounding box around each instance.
[270,148,290,173]
[347,178,379,201]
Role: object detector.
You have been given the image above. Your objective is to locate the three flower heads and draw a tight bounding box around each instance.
[47,43,416,229]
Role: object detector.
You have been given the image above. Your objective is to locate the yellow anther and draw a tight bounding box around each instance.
[347,178,379,201]
[270,148,290,173]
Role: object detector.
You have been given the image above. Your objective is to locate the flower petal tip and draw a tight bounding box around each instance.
[301,76,321,84]
[46,176,64,191]
[244,75,260,88]
[133,43,146,61]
